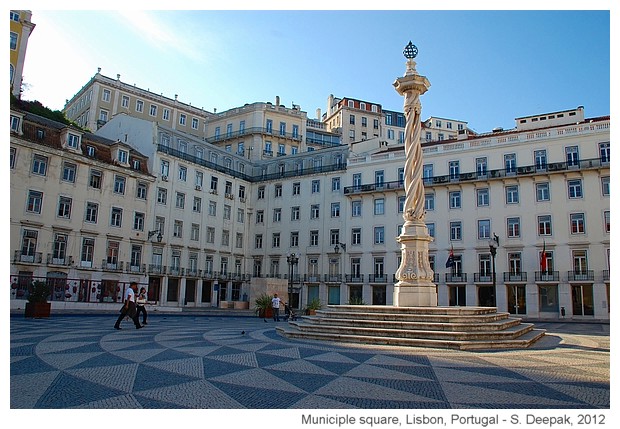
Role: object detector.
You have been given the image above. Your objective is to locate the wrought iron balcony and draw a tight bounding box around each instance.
[535,271,560,282]
[445,273,468,283]
[14,251,42,264]
[148,264,166,275]
[503,272,528,282]
[46,254,73,266]
[368,274,388,283]
[345,274,364,283]
[324,274,343,283]
[474,273,493,283]
[568,270,595,282]
[101,259,124,272]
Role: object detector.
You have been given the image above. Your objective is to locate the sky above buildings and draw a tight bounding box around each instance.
[18,3,612,133]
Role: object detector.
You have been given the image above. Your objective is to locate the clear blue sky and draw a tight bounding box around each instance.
[21,6,611,133]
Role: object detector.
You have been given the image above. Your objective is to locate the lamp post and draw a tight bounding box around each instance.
[488,233,499,307]
[287,253,299,308]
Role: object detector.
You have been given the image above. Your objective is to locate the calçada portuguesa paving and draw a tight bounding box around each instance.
[10,313,609,409]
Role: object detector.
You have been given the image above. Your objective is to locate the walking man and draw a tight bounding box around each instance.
[271,293,282,322]
[114,282,142,330]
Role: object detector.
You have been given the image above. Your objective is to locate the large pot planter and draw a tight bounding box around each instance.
[258,308,273,319]
[25,302,51,318]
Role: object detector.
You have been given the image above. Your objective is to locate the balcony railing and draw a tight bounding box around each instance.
[324,274,342,283]
[148,264,166,275]
[343,157,608,195]
[568,270,595,282]
[474,273,493,283]
[445,273,468,283]
[368,274,388,283]
[503,272,528,282]
[46,254,73,266]
[14,251,42,264]
[101,259,124,272]
[535,271,560,282]
[204,127,303,144]
[345,274,364,283]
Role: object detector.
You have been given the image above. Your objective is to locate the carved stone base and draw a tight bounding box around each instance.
[393,220,437,307]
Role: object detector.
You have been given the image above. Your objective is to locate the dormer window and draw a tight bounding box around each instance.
[67,133,81,149]
[86,145,96,157]
[117,149,129,164]
[10,113,23,134]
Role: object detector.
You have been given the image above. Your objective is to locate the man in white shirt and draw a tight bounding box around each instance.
[271,293,282,322]
[114,282,142,330]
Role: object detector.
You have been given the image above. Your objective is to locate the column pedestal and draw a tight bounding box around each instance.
[393,221,437,307]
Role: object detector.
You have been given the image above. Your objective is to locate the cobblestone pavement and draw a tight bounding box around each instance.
[10,315,609,409]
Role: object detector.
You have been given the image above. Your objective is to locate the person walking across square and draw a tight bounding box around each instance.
[271,293,282,322]
[136,287,148,325]
[114,282,142,330]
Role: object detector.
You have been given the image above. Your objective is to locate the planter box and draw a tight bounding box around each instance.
[258,308,273,318]
[25,302,51,318]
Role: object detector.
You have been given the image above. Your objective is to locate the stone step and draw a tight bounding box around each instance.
[276,325,546,351]
[286,319,535,341]
[299,316,523,332]
[312,310,512,324]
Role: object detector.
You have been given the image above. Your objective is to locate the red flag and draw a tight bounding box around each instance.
[445,245,455,268]
[540,241,547,273]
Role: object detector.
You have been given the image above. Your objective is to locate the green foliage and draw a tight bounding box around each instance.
[305,297,322,311]
[10,93,82,129]
[348,296,366,305]
[28,281,50,303]
[253,293,273,315]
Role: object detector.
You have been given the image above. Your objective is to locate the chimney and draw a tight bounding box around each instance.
[275,96,280,106]
[316,108,321,120]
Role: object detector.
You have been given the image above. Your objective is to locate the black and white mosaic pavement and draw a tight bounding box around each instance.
[10,316,609,409]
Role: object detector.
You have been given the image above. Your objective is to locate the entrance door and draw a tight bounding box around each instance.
[372,285,386,305]
[478,285,496,307]
[507,285,526,314]
[148,277,161,303]
[185,279,196,305]
[571,285,594,316]
[449,286,466,306]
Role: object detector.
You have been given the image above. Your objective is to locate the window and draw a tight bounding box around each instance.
[122,95,130,108]
[57,196,72,219]
[173,220,183,238]
[239,185,246,200]
[601,176,610,196]
[507,217,521,238]
[534,150,547,169]
[111,207,123,227]
[292,182,300,196]
[162,108,170,121]
[310,230,319,246]
[192,118,199,130]
[476,158,488,176]
[193,196,202,213]
[178,166,187,182]
[374,226,385,244]
[206,227,215,244]
[290,231,299,247]
[130,245,142,270]
[210,176,218,192]
[272,233,280,248]
[565,146,579,167]
[191,224,199,241]
[424,193,435,211]
[352,228,361,245]
[62,162,77,183]
[10,32,18,50]
[478,219,491,239]
[450,221,462,241]
[113,175,126,194]
[536,182,550,202]
[208,201,217,216]
[398,196,405,212]
[567,179,583,199]
[599,142,610,163]
[538,215,552,235]
[352,200,362,217]
[179,114,187,126]
[311,204,320,219]
[101,89,111,102]
[32,154,48,176]
[136,182,147,199]
[505,185,519,204]
[256,210,264,224]
[136,100,144,113]
[157,188,167,205]
[85,202,98,223]
[175,192,185,209]
[10,147,16,169]
[10,115,20,133]
[504,153,516,174]
[237,208,244,223]
[291,206,300,221]
[67,133,80,149]
[331,202,340,218]
[133,212,145,231]
[570,213,586,234]
[449,191,461,209]
[255,234,263,249]
[81,238,95,267]
[311,180,320,193]
[160,160,170,177]
[477,188,489,207]
[449,161,459,180]
[53,233,67,262]
[88,170,102,190]
[374,198,385,215]
[604,211,610,233]
[236,233,244,248]
[275,184,282,197]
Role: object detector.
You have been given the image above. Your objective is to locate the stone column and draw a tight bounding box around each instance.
[392,42,436,307]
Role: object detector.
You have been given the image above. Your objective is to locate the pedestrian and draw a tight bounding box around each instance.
[114,282,142,330]
[271,293,281,321]
[136,287,148,325]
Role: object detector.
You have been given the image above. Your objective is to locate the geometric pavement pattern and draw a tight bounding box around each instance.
[10,316,609,409]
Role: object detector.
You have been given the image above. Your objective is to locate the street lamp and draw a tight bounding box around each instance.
[488,233,499,307]
[286,253,299,308]
[148,230,163,242]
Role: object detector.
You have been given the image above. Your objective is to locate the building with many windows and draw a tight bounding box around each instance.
[10,10,36,97]
[12,95,610,320]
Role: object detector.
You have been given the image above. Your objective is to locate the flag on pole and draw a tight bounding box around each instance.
[540,241,547,273]
[445,245,455,268]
